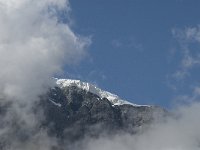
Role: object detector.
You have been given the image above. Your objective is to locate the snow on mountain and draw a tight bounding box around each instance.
[55,78,149,107]
[49,98,62,107]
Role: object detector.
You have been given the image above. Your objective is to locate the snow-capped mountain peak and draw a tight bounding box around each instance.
[55,79,149,107]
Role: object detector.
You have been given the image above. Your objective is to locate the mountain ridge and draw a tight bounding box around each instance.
[55,78,150,107]
[39,79,167,143]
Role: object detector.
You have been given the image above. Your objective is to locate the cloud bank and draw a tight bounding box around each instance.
[0,0,90,101]
[79,102,200,150]
[0,0,90,149]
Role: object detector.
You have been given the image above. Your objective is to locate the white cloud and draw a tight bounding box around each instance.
[0,0,90,149]
[0,0,90,101]
[80,101,200,150]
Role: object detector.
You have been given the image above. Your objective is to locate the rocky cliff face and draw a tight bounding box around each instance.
[39,80,166,143]
[0,79,167,149]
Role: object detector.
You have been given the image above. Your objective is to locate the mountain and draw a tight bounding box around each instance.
[40,79,166,143]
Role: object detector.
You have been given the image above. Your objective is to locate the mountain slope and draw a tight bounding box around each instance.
[40,79,166,142]
[56,79,149,106]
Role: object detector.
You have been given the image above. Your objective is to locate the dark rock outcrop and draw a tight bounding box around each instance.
[40,85,166,142]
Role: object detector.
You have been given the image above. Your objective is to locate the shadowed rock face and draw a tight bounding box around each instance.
[40,86,166,142]
[0,85,167,149]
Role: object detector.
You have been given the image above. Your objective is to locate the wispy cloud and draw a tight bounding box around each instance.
[111,39,123,48]
[111,37,144,52]
[171,26,200,79]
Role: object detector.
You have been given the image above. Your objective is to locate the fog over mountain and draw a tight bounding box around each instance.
[0,0,90,149]
[0,0,200,150]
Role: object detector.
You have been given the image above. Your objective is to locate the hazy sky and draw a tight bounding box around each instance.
[61,0,200,108]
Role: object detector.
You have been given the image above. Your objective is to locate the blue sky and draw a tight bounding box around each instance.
[63,0,200,108]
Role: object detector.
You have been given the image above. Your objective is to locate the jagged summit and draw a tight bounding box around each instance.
[55,78,150,107]
[40,79,165,143]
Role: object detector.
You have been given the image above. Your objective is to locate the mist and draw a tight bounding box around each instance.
[79,102,200,150]
[78,84,200,150]
[0,0,90,149]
